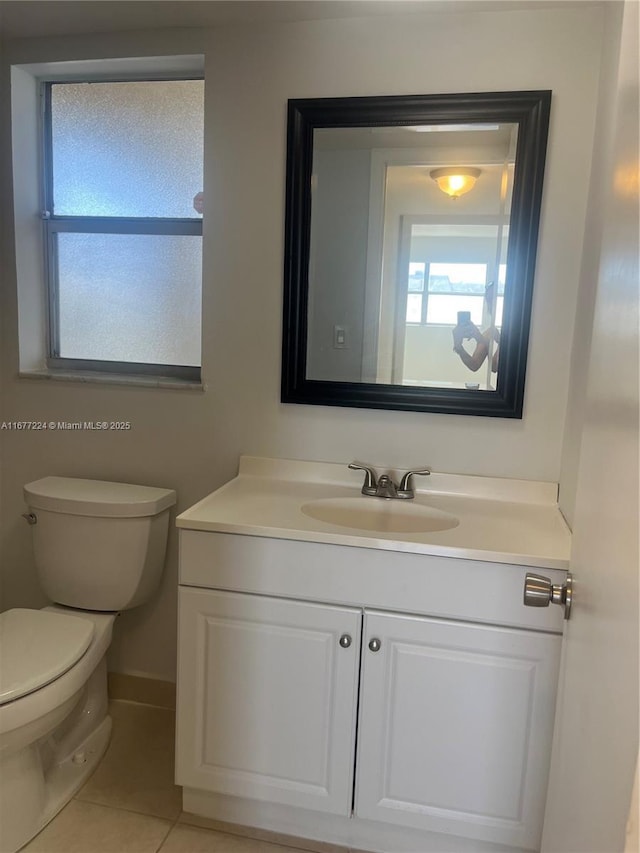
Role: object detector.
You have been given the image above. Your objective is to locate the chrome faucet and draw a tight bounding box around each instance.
[376,474,398,499]
[348,463,431,500]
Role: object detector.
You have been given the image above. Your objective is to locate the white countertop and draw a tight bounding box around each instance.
[176,457,572,570]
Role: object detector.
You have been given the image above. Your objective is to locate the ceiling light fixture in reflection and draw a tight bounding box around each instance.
[430,167,481,199]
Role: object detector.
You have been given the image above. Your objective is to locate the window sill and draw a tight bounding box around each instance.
[18,369,205,392]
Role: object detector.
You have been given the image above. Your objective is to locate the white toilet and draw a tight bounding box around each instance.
[0,476,176,853]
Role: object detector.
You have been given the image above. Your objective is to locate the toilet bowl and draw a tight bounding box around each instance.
[0,477,176,853]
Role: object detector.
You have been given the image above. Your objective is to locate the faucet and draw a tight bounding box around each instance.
[376,474,398,499]
[396,467,431,499]
[348,463,431,500]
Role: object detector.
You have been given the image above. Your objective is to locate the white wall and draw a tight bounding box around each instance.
[557,1,627,526]
[307,147,371,381]
[0,4,607,680]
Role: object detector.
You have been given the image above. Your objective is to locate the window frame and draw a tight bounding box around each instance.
[41,76,204,381]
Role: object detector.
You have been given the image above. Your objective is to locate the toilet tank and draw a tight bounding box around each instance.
[23,477,177,611]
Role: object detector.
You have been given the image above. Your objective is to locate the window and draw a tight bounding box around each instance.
[43,77,204,380]
[406,262,488,326]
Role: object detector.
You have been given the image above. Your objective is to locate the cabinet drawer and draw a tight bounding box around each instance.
[180,530,567,632]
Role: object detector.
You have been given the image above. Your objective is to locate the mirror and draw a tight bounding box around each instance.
[282,91,551,417]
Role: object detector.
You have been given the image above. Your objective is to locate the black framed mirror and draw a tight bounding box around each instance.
[282,91,551,418]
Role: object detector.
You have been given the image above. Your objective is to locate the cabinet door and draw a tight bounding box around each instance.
[355,610,561,850]
[176,587,361,815]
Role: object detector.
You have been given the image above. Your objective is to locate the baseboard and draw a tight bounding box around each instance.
[107,672,176,710]
[182,788,530,853]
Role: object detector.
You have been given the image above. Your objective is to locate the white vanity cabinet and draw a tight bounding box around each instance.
[176,529,566,853]
[355,610,560,849]
[176,587,361,815]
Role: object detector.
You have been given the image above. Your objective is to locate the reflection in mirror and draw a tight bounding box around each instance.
[283,93,551,417]
[308,123,517,391]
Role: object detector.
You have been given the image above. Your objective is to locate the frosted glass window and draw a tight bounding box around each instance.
[51,80,204,218]
[57,234,202,366]
[44,74,203,374]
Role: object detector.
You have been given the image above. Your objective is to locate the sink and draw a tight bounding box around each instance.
[301,497,459,534]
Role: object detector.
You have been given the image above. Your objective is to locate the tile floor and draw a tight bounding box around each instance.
[21,701,357,853]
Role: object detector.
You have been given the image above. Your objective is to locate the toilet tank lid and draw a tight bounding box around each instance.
[24,477,177,518]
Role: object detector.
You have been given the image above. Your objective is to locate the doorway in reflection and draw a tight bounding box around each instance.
[369,142,515,389]
[394,225,506,390]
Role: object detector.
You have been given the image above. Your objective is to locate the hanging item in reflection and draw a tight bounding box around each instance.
[430,167,481,199]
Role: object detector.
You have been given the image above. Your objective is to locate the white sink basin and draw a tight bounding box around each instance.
[301,497,459,534]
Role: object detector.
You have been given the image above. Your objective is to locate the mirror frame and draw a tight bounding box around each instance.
[282,91,551,418]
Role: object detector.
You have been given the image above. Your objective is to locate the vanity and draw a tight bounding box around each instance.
[175,457,571,853]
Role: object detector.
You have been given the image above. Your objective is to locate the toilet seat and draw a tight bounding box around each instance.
[0,609,94,705]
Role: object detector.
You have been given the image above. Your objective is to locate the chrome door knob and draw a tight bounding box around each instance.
[339,633,352,649]
[524,572,573,620]
[368,638,382,652]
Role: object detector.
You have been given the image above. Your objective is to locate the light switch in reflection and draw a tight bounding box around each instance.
[333,325,348,349]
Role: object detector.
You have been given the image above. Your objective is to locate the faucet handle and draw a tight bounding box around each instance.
[398,467,431,496]
[348,462,378,495]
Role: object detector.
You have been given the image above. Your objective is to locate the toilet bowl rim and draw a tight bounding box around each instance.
[0,608,115,739]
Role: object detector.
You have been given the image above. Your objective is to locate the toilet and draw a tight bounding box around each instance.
[0,477,176,853]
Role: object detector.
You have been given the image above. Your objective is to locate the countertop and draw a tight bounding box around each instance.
[176,457,572,570]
